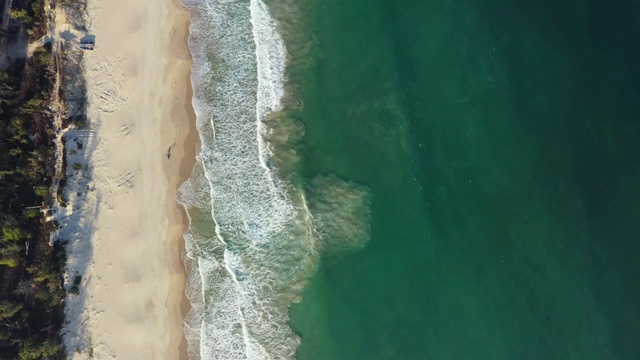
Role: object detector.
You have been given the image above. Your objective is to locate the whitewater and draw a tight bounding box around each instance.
[179,0,318,358]
[178,0,373,358]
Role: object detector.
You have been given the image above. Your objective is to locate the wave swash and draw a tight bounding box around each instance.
[179,0,371,359]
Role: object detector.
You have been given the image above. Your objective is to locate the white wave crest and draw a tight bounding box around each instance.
[180,0,317,359]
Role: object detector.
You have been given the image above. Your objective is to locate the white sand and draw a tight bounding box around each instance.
[52,0,195,358]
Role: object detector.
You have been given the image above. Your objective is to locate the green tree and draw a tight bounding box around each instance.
[19,338,61,360]
[0,242,20,255]
[2,226,30,241]
[33,48,50,66]
[0,70,15,84]
[34,186,48,197]
[0,301,23,320]
[21,98,42,112]
[23,208,40,219]
[0,170,15,178]
[9,9,32,25]
[31,1,44,16]
[9,148,23,157]
[0,254,20,267]
[9,117,28,143]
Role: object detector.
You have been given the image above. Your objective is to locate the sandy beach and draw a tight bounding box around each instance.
[55,0,196,358]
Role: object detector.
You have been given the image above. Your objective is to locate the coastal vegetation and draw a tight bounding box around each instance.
[7,0,47,40]
[0,1,65,358]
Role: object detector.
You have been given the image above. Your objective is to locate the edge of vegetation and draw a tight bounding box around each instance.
[1,1,67,359]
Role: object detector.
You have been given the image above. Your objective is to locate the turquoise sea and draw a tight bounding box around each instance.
[181,0,640,358]
[288,0,640,359]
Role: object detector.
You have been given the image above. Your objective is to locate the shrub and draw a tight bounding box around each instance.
[0,70,15,84]
[34,185,49,197]
[9,9,32,25]
[9,117,27,140]
[2,226,30,241]
[33,47,50,66]
[25,98,42,110]
[31,1,44,15]
[74,117,86,128]
[0,301,23,320]
[23,208,40,219]
[72,163,82,170]
[19,338,61,360]
[0,255,20,268]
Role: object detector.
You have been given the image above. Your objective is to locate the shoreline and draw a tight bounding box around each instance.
[162,1,198,358]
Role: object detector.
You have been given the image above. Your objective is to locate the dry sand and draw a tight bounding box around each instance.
[55,0,196,358]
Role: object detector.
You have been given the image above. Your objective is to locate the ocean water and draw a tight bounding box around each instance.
[180,0,369,358]
[179,0,316,358]
[181,0,640,359]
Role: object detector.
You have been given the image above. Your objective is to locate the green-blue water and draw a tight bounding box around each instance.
[287,0,640,358]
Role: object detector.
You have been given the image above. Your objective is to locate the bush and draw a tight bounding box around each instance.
[9,9,32,25]
[0,301,23,320]
[8,117,27,141]
[73,117,86,128]
[33,47,50,66]
[0,255,20,267]
[2,226,30,241]
[34,185,48,197]
[31,1,44,15]
[72,163,82,170]
[25,98,42,110]
[19,338,60,360]
[0,70,15,84]
[23,208,40,219]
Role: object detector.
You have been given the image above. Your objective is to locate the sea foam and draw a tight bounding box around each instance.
[180,0,373,358]
[179,0,317,358]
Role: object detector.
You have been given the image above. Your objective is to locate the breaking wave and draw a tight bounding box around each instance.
[180,0,316,358]
[179,0,371,358]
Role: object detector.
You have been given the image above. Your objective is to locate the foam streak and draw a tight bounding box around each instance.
[180,0,316,359]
